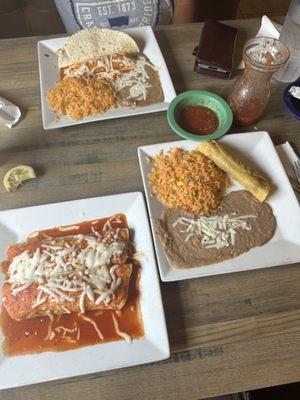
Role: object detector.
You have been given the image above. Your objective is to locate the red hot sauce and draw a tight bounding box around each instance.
[178,105,219,135]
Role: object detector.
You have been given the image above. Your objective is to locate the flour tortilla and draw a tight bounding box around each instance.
[58,28,140,68]
[197,141,270,202]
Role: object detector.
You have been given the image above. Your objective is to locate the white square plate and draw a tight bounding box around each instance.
[37,26,176,130]
[138,131,300,282]
[0,192,169,390]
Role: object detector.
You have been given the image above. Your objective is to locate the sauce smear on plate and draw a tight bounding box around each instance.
[179,105,219,135]
[0,264,143,356]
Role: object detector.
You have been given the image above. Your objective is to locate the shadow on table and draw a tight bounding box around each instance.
[161,281,188,351]
[155,30,186,94]
[232,27,249,76]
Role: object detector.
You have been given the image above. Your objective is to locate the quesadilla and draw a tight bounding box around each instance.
[47,28,164,120]
[58,28,139,69]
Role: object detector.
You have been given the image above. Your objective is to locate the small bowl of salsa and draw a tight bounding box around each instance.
[167,90,233,142]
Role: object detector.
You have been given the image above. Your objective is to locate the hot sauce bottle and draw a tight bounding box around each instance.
[228,37,289,126]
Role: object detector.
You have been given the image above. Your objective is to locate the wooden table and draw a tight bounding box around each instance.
[1,18,300,400]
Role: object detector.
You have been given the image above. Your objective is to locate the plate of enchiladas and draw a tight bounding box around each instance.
[38,26,176,129]
[138,131,300,281]
[0,192,169,390]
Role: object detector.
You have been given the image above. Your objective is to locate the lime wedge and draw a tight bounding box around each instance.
[3,165,36,192]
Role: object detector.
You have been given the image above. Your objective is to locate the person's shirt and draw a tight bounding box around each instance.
[54,0,173,33]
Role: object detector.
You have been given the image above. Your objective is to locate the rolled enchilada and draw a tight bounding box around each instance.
[1,215,132,321]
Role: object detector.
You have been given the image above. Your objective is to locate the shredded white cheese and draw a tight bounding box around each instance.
[173,213,257,249]
[7,228,127,311]
[45,313,55,341]
[112,313,132,343]
[79,314,104,340]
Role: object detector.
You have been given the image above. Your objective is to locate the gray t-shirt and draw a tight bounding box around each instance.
[55,0,173,33]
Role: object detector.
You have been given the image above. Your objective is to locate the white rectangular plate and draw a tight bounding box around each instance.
[38,26,176,130]
[138,131,300,282]
[0,192,169,390]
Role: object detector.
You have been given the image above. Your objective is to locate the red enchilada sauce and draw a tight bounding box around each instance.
[179,105,219,135]
[0,215,144,356]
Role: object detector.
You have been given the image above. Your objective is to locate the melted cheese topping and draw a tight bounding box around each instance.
[114,58,151,101]
[63,54,154,102]
[79,314,104,340]
[8,233,127,312]
[112,312,131,343]
[173,213,257,249]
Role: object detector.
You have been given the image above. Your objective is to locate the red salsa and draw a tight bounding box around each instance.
[178,105,219,135]
[230,96,266,126]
